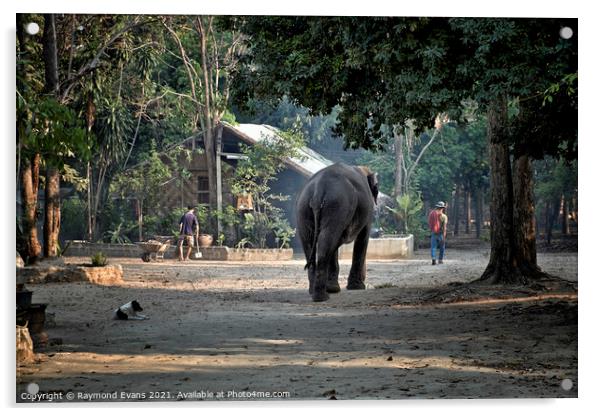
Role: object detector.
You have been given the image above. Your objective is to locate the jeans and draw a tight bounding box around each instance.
[430,232,445,260]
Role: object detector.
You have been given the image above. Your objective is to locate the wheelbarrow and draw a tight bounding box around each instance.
[136,238,171,262]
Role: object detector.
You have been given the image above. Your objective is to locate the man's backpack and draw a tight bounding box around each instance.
[428,210,441,233]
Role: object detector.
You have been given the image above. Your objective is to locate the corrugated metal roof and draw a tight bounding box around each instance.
[221,122,333,177]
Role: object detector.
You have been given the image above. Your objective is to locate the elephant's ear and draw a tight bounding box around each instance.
[367,173,379,204]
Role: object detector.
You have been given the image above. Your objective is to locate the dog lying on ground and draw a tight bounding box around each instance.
[113,300,149,320]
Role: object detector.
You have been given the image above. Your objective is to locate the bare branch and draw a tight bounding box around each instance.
[406,125,442,185]
[162,18,202,118]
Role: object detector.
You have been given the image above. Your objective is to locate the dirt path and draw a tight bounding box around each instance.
[17,248,577,402]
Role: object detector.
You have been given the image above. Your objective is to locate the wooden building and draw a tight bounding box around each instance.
[158,122,335,241]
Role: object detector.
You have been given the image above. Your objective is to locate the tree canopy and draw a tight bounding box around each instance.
[231,16,576,153]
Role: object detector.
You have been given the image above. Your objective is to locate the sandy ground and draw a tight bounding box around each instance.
[16,246,578,402]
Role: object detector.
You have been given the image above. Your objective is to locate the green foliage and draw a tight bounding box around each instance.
[374,283,397,289]
[194,204,210,231]
[60,197,87,241]
[272,218,295,249]
[234,16,576,159]
[111,141,174,238]
[19,97,90,166]
[235,237,252,249]
[543,73,577,105]
[229,127,303,248]
[233,17,465,149]
[241,212,268,248]
[103,222,133,244]
[145,206,187,239]
[61,164,88,193]
[94,98,132,162]
[213,205,240,246]
[230,128,305,199]
[95,198,134,242]
[385,194,424,235]
[90,252,107,267]
[358,145,396,196]
[534,157,577,221]
[221,108,238,125]
[416,119,489,205]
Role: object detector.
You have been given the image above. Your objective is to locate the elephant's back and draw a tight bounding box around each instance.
[307,163,364,188]
[300,163,369,210]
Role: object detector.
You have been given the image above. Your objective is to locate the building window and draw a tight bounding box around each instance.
[197,176,209,204]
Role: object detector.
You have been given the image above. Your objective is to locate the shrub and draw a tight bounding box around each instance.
[91,252,107,267]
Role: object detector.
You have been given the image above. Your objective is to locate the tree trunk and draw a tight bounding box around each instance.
[43,166,61,257]
[17,16,41,263]
[546,199,560,244]
[475,187,483,239]
[42,14,59,96]
[561,194,570,235]
[543,201,550,242]
[42,14,61,257]
[20,155,42,263]
[137,198,143,242]
[453,185,461,236]
[393,131,403,197]
[572,193,578,226]
[87,161,93,241]
[90,162,109,241]
[512,154,544,276]
[479,96,525,284]
[464,186,471,234]
[198,16,218,230]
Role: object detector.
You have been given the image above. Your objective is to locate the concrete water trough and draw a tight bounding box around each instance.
[338,234,414,260]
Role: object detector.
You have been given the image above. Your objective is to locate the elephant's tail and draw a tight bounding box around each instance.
[304,205,321,271]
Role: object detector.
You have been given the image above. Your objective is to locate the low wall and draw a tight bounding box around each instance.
[338,235,414,260]
[65,241,142,258]
[64,241,293,262]
[198,247,293,261]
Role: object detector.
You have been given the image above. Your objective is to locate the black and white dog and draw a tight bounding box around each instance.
[113,300,149,320]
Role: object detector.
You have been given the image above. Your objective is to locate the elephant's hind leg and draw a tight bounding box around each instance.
[326,252,341,293]
[313,235,342,302]
[298,207,316,295]
[347,226,369,290]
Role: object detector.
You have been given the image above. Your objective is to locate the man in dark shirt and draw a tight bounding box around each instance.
[178,205,199,261]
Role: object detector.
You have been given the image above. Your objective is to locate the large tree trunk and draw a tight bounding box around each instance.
[512,154,545,277]
[479,96,525,284]
[198,16,218,232]
[203,126,218,215]
[43,166,61,257]
[17,16,42,263]
[43,14,59,96]
[20,155,42,263]
[42,14,61,257]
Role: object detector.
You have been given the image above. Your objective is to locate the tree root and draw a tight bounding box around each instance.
[420,264,576,305]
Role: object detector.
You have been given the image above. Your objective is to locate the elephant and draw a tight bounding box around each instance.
[296,163,379,302]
